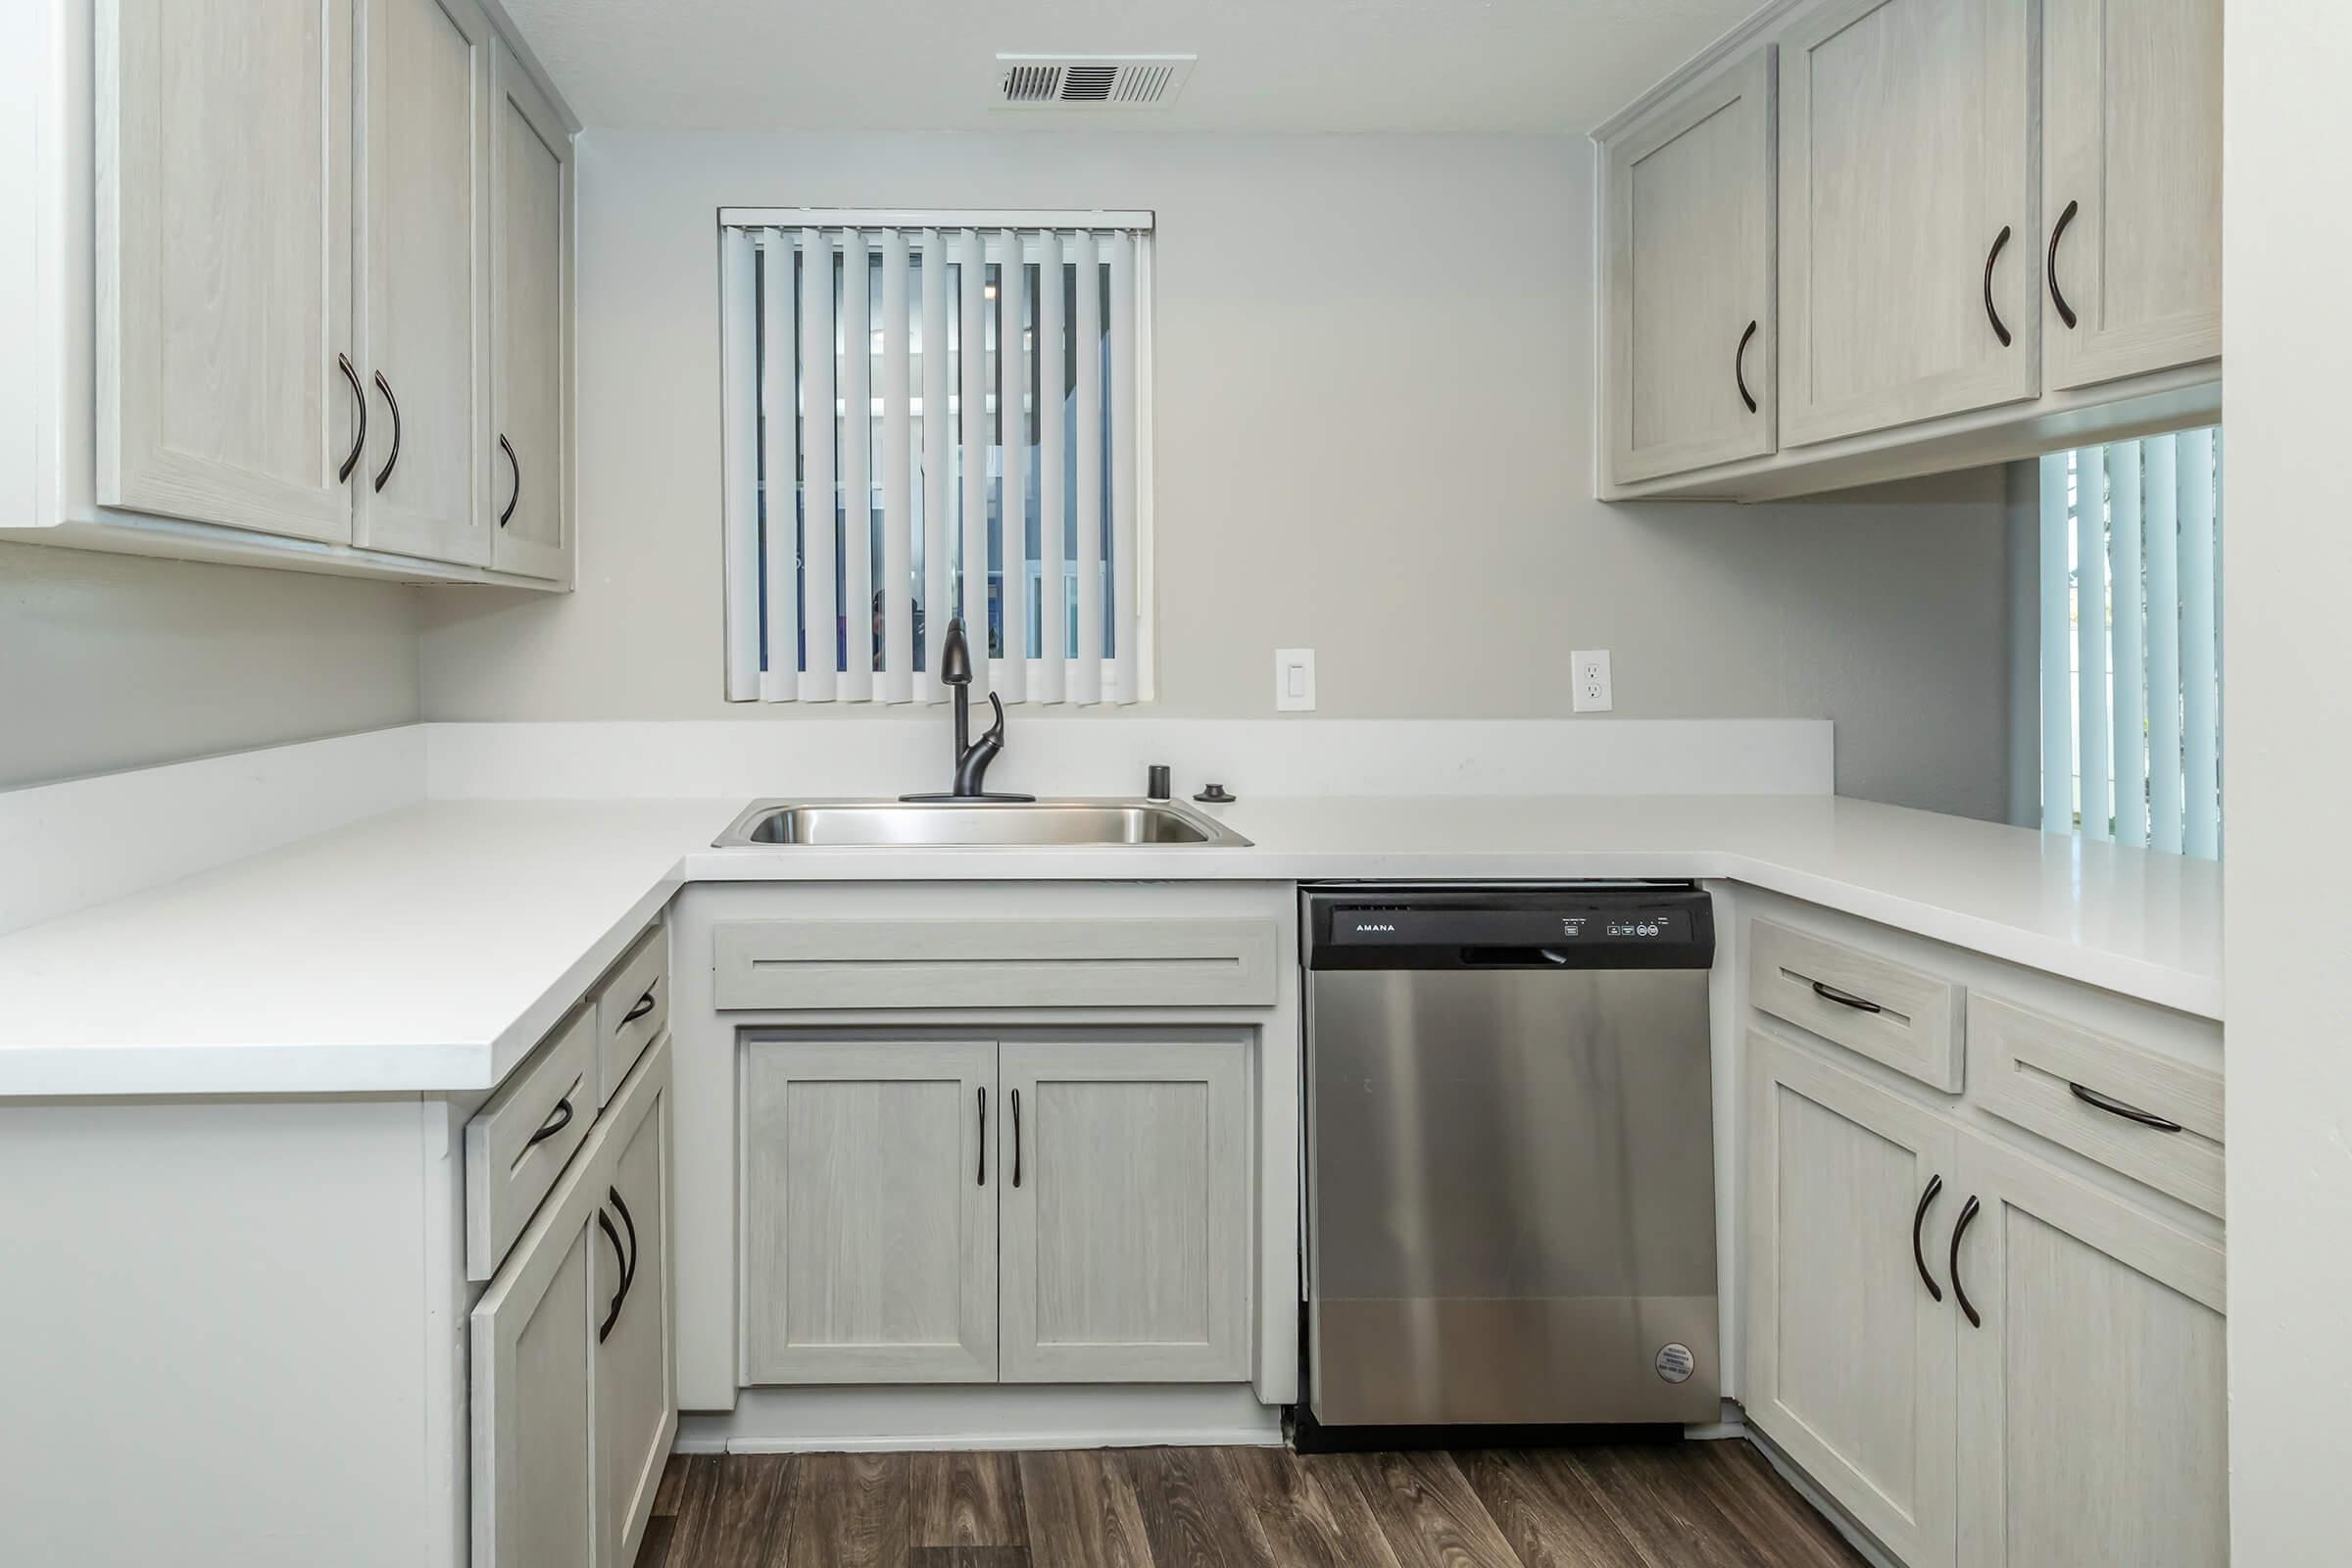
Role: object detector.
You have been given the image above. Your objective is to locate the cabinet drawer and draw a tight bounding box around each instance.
[1748,918,1964,1091]
[1969,995,2225,1217]
[466,1004,598,1282]
[712,917,1281,1011]
[595,923,668,1104]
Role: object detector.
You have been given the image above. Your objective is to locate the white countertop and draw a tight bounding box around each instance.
[0,793,2223,1097]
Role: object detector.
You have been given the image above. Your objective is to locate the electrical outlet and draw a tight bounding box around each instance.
[1571,649,1613,712]
[1274,648,1317,711]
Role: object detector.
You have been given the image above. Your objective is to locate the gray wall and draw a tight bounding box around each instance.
[416,129,2010,818]
[0,543,420,789]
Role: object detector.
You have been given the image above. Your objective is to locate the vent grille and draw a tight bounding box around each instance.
[995,54,1196,111]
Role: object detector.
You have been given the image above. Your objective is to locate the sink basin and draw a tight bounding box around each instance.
[712,798,1252,849]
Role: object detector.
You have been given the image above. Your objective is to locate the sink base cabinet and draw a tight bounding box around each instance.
[737,1032,1255,1392]
[738,1039,999,1385]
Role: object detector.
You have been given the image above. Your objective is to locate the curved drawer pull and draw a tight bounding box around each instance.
[597,1209,627,1343]
[371,370,404,493]
[1911,1174,1944,1303]
[336,355,368,483]
[2068,1081,2183,1133]
[1735,319,1759,413]
[1983,225,2013,347]
[1950,1195,1983,1329]
[2048,200,2081,329]
[1810,979,1884,1014]
[621,988,657,1025]
[525,1096,573,1148]
[499,434,520,527]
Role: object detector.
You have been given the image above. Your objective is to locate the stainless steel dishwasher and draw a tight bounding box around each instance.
[1301,883,1718,1438]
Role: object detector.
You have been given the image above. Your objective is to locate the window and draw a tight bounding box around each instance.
[2035,427,2224,855]
[717,211,1153,705]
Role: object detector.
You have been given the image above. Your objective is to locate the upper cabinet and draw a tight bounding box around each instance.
[98,0,357,544]
[1602,52,1777,485]
[357,0,497,566]
[2042,0,2224,389]
[1,0,575,584]
[488,40,574,582]
[1779,0,2036,446]
[1594,0,2223,499]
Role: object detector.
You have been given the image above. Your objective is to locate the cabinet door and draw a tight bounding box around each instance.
[1602,51,1777,485]
[471,1168,603,1568]
[1779,0,2035,446]
[2042,0,2223,388]
[1744,1030,1959,1568]
[356,0,493,564]
[999,1038,1251,1383]
[594,1040,676,1568]
[1952,1133,2227,1568]
[487,41,572,581]
[98,0,356,542]
[739,1039,996,1383]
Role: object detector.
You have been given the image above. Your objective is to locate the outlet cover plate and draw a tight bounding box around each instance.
[1571,649,1613,712]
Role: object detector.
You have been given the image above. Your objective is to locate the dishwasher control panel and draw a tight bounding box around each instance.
[1306,884,1714,971]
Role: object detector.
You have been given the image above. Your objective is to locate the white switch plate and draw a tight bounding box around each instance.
[1274,648,1317,711]
[1571,649,1613,712]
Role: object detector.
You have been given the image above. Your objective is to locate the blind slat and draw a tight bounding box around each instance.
[996,237,1029,704]
[919,229,951,703]
[1072,230,1104,704]
[2075,448,2111,840]
[1036,231,1066,704]
[1108,230,1140,706]
[956,229,991,693]
[798,227,838,701]
[2037,454,2073,833]
[720,230,761,701]
[880,231,913,704]
[757,232,800,701]
[2108,440,2147,847]
[838,231,873,700]
[2143,435,2182,853]
[2180,428,2220,858]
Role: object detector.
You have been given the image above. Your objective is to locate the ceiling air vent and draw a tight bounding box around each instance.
[995,54,1196,111]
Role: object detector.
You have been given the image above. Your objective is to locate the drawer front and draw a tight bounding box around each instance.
[1747,917,1965,1091]
[595,923,668,1105]
[1969,994,2225,1217]
[466,1004,599,1281]
[712,917,1281,1011]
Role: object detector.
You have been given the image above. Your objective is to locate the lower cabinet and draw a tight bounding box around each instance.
[1951,1134,2228,1567]
[739,1033,1253,1388]
[473,1036,674,1568]
[1744,1028,2227,1568]
[1000,1038,1251,1382]
[1745,1030,1959,1568]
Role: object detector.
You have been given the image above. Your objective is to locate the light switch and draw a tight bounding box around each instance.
[1275,648,1317,711]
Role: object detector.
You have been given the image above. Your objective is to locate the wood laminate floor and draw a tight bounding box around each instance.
[634,1440,1867,1568]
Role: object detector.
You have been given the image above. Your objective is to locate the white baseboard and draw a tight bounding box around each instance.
[422,717,1836,801]
[0,726,425,935]
[676,1384,1286,1454]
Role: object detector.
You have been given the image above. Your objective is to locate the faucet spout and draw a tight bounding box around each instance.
[900,617,1036,802]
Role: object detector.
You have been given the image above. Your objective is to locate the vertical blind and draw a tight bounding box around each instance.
[2039,428,2224,855]
[717,211,1152,705]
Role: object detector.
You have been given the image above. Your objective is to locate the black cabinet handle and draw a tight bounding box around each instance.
[1950,1195,1983,1329]
[597,1209,626,1343]
[2069,1081,2183,1133]
[1810,979,1884,1014]
[611,1186,639,1294]
[1912,1174,1944,1303]
[337,355,368,484]
[621,988,657,1025]
[1010,1088,1022,1189]
[2048,200,2080,328]
[976,1088,987,1187]
[1735,319,1759,413]
[371,371,404,492]
[1983,225,2013,347]
[525,1096,573,1148]
[499,434,520,527]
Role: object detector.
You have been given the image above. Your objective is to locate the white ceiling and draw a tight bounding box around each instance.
[498,0,1765,134]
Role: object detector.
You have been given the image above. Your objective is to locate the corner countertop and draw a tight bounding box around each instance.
[0,794,2223,1097]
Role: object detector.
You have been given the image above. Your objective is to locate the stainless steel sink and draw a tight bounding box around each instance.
[711,798,1253,849]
